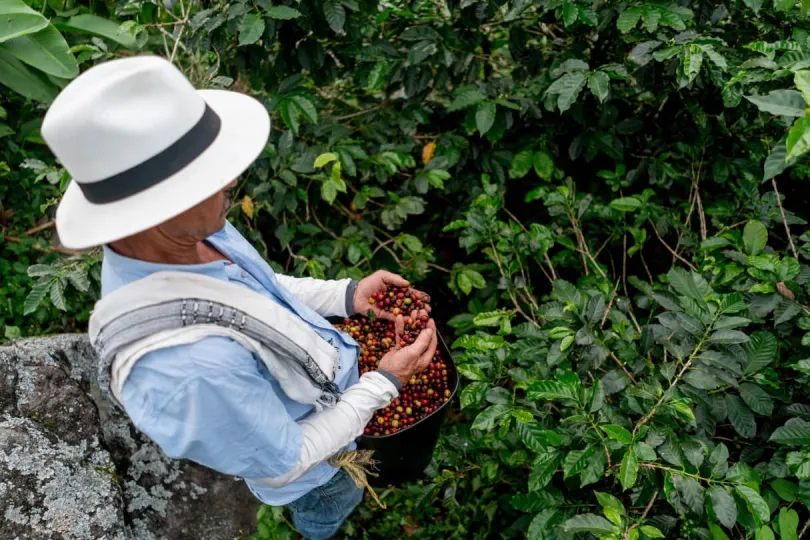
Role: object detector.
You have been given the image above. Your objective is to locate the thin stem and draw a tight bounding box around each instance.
[3,235,86,256]
[623,489,659,540]
[693,153,707,242]
[648,219,697,271]
[503,206,555,283]
[609,349,638,384]
[335,103,387,121]
[601,280,621,329]
[772,178,799,259]
[639,463,727,486]
[489,239,540,328]
[633,330,710,436]
[586,414,612,468]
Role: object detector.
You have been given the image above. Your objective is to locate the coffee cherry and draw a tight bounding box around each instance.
[337,294,450,435]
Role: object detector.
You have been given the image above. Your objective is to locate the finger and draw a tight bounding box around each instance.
[416,320,438,371]
[379,270,409,288]
[409,288,431,304]
[408,326,434,359]
[394,315,405,348]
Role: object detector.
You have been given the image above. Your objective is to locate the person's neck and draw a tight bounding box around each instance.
[108,230,227,265]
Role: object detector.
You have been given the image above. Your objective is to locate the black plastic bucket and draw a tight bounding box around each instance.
[355,331,458,487]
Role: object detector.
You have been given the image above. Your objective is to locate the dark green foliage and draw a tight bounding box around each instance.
[5,0,810,538]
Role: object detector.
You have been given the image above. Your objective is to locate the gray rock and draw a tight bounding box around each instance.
[0,334,259,540]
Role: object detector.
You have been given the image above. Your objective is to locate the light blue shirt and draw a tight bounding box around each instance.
[100,222,360,505]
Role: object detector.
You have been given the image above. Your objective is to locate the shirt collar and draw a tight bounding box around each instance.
[101,226,233,282]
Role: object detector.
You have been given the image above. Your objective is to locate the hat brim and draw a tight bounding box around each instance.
[54,89,271,250]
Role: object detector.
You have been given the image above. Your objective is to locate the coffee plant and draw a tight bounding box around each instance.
[6,0,810,537]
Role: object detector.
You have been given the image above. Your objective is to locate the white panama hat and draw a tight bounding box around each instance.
[41,55,271,250]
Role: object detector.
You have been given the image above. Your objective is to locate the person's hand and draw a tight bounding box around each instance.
[378,320,438,384]
[353,270,431,321]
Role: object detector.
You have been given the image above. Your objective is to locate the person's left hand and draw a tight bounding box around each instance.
[353,270,431,321]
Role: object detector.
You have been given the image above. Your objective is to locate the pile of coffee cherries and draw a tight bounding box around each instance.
[334,287,452,436]
[366,286,425,316]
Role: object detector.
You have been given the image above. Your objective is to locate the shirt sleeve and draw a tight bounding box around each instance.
[274,274,356,318]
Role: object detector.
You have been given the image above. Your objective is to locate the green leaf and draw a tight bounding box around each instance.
[0,48,57,102]
[594,492,625,514]
[321,179,338,204]
[726,395,756,438]
[787,116,810,161]
[562,514,616,535]
[744,331,777,374]
[27,264,55,277]
[509,149,533,179]
[238,13,265,46]
[610,197,642,212]
[707,486,737,529]
[563,446,593,478]
[735,485,770,524]
[460,381,487,408]
[1,24,78,78]
[709,330,750,345]
[267,5,301,19]
[529,449,562,491]
[290,95,318,124]
[533,151,554,180]
[600,424,633,444]
[49,278,66,311]
[769,423,810,445]
[511,491,564,512]
[779,508,799,540]
[324,2,346,33]
[743,0,763,12]
[771,479,798,502]
[743,220,768,256]
[617,6,642,33]
[744,90,806,117]
[562,3,578,26]
[713,316,751,330]
[588,71,609,102]
[527,509,561,540]
[527,381,576,401]
[517,422,549,452]
[546,71,587,113]
[681,45,703,86]
[640,526,664,538]
[447,85,486,111]
[407,41,437,64]
[367,61,388,90]
[757,526,775,540]
[314,153,338,168]
[279,98,300,134]
[795,71,810,105]
[475,101,496,135]
[511,408,533,423]
[739,383,774,416]
[620,448,638,490]
[23,279,51,315]
[472,404,510,431]
[0,0,48,43]
[55,14,138,48]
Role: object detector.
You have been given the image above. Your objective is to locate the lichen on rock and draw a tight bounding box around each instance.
[0,334,259,540]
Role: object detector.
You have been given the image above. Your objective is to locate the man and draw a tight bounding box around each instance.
[41,55,438,539]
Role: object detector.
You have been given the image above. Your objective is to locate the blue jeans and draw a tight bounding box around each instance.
[287,469,364,539]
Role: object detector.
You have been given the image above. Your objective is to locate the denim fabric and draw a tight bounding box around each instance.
[287,469,364,539]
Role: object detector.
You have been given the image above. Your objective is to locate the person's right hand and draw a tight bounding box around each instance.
[377,319,438,385]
